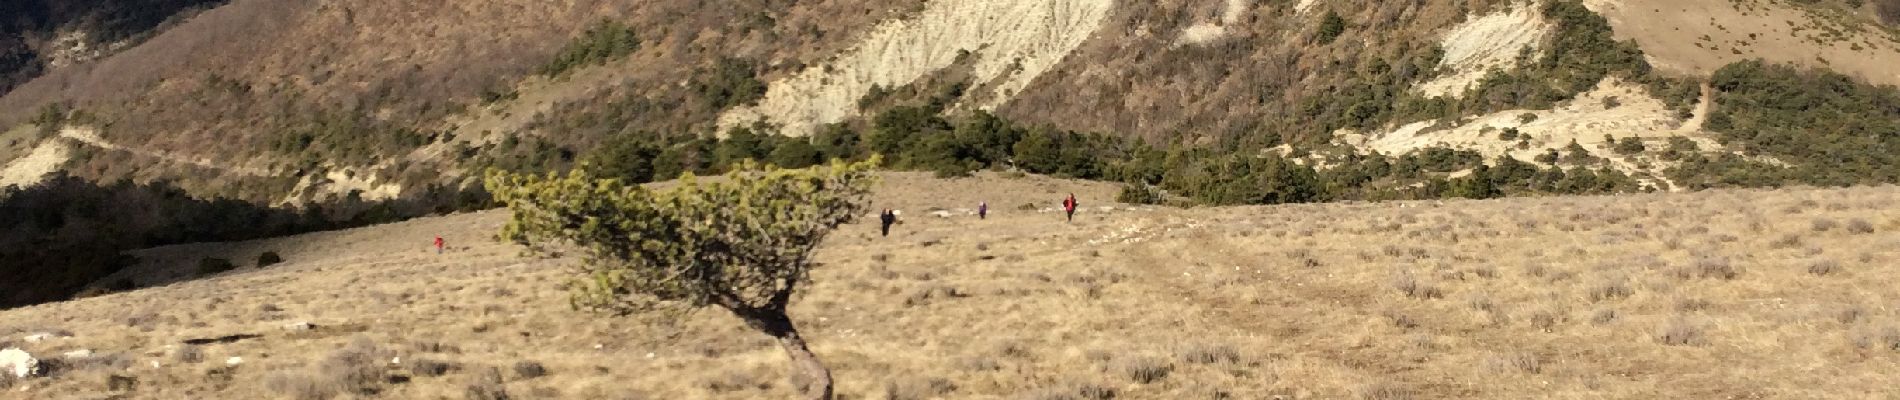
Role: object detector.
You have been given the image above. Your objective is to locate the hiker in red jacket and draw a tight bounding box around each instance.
[1062,194,1078,222]
[434,236,445,254]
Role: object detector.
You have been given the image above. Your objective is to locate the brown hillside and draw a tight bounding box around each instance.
[1585,0,1900,86]
[0,0,924,201]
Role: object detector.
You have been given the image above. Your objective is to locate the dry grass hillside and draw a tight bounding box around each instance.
[1585,0,1900,86]
[6,173,1900,399]
[0,0,927,202]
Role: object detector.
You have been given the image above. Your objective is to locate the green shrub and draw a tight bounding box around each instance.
[1315,11,1348,44]
[541,20,640,77]
[1684,60,1900,187]
[197,257,236,276]
[692,57,768,111]
[256,251,284,268]
[1613,137,1647,155]
[1116,184,1164,205]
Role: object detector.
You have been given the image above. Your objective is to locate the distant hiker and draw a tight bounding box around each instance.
[434,236,444,254]
[879,209,897,237]
[978,201,989,220]
[1062,194,1078,222]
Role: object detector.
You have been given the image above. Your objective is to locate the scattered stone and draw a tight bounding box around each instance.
[22,333,68,344]
[225,357,243,366]
[931,210,954,218]
[1,348,39,378]
[282,322,316,332]
[62,349,93,359]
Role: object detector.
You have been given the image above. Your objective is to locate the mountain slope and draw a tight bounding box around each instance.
[2,0,1897,202]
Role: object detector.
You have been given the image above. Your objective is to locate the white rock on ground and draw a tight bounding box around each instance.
[21,332,68,344]
[1,348,39,378]
[61,349,93,359]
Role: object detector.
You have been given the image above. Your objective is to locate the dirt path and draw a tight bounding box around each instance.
[59,127,273,177]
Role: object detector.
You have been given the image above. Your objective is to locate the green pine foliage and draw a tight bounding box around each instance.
[1681,60,1900,187]
[692,57,768,112]
[485,158,880,399]
[1316,11,1348,45]
[541,20,641,77]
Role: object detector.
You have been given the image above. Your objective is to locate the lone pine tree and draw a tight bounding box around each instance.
[485,157,880,399]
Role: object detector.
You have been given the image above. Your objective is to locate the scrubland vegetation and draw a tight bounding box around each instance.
[1670,60,1900,188]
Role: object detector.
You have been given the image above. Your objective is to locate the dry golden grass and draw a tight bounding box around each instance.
[4,173,1900,398]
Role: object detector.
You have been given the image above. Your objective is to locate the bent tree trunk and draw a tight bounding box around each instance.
[740,309,833,400]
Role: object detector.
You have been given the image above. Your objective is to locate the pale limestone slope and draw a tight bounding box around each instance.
[1416,3,1552,99]
[717,0,1116,136]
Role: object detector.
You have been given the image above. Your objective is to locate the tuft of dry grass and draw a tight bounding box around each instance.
[1486,352,1542,374]
[1807,258,1842,276]
[1769,234,1803,249]
[1846,218,1876,234]
[1114,356,1173,384]
[1176,343,1242,365]
[512,360,548,380]
[1812,218,1839,232]
[1657,318,1705,346]
[1588,278,1635,302]
[172,344,204,364]
[264,371,332,400]
[408,358,457,378]
[883,376,956,400]
[465,367,511,400]
[1357,382,1415,400]
[1391,271,1444,299]
[1678,257,1738,280]
[1591,308,1619,325]
[1023,382,1117,400]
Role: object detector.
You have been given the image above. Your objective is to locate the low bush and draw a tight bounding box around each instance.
[256,251,284,268]
[196,258,236,276]
[511,360,547,380]
[1116,356,1172,384]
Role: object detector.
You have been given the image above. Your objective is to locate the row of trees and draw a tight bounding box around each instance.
[560,105,1647,207]
[1671,60,1900,188]
[0,173,489,309]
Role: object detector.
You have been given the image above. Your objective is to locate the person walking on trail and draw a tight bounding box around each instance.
[434,236,445,254]
[879,209,898,237]
[979,201,989,220]
[1062,194,1078,222]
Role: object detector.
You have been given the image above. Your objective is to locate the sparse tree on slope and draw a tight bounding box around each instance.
[484,158,880,400]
